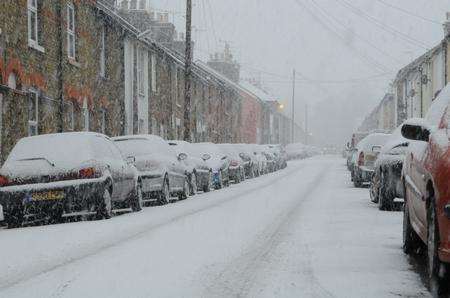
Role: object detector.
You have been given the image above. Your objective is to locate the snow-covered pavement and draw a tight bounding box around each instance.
[0,156,430,298]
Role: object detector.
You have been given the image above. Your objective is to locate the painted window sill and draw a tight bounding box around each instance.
[68,58,81,68]
[28,41,45,53]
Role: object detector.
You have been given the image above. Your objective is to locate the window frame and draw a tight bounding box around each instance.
[67,2,76,60]
[82,98,89,132]
[100,25,106,77]
[151,54,157,92]
[28,90,39,136]
[27,0,39,46]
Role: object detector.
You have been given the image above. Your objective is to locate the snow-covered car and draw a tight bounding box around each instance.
[262,151,276,173]
[113,135,189,205]
[217,144,245,184]
[352,133,391,187]
[266,144,287,170]
[191,142,230,189]
[0,132,140,228]
[250,144,267,176]
[168,140,213,194]
[401,86,450,294]
[370,123,410,211]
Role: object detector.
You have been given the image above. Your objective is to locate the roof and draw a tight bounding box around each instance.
[239,81,277,103]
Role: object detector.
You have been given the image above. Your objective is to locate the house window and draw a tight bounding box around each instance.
[67,3,76,59]
[28,90,38,136]
[101,109,107,134]
[151,54,157,92]
[27,0,38,44]
[100,26,106,77]
[137,48,145,95]
[82,98,89,131]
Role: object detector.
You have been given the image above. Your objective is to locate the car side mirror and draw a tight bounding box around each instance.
[221,155,228,160]
[402,124,430,142]
[372,145,382,153]
[126,156,135,165]
[178,153,188,161]
[202,154,211,161]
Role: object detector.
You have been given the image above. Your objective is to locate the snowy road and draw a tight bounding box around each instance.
[0,156,430,298]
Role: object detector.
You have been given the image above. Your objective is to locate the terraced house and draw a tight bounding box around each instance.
[0,0,300,164]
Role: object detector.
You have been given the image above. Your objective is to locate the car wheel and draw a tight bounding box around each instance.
[403,198,421,254]
[203,172,212,192]
[179,177,189,201]
[428,199,449,296]
[190,173,197,196]
[97,187,113,220]
[131,183,143,212]
[378,171,393,211]
[158,177,171,205]
[370,174,379,203]
[353,177,362,188]
[6,208,24,229]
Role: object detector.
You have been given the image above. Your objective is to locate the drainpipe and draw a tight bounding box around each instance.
[57,0,64,133]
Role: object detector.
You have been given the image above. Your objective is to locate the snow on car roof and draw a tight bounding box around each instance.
[4,132,103,170]
[357,133,391,151]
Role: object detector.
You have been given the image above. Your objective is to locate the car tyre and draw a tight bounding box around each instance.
[203,172,212,192]
[179,177,189,201]
[158,177,170,205]
[97,186,113,220]
[131,182,143,212]
[427,199,449,296]
[378,171,393,211]
[403,199,421,254]
[189,173,197,196]
[6,208,24,229]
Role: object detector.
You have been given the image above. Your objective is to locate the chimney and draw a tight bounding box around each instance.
[444,12,450,37]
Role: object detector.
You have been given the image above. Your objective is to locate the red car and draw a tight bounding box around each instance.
[401,87,450,295]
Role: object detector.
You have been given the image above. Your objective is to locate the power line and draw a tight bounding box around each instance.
[292,0,392,73]
[307,0,404,66]
[336,0,431,50]
[374,0,442,25]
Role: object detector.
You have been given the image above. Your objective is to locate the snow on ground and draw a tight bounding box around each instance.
[0,156,429,298]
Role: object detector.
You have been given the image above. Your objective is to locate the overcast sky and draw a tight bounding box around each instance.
[151,0,450,146]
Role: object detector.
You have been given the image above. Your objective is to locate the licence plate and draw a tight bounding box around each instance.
[31,191,64,202]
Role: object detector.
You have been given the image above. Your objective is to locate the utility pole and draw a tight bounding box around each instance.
[291,69,295,143]
[183,0,192,142]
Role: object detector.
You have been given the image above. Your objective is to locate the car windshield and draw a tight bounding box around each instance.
[6,134,93,168]
[114,139,155,157]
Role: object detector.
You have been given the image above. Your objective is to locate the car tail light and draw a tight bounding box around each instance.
[78,167,100,179]
[0,175,10,187]
[230,160,239,167]
[358,152,365,166]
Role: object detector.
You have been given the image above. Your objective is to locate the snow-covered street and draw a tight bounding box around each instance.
[0,156,430,298]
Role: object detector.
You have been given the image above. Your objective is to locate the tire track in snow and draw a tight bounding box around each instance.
[204,161,335,298]
[0,161,309,291]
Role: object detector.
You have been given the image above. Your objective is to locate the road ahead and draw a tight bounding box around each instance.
[0,156,430,298]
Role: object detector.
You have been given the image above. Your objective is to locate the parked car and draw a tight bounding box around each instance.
[251,145,268,176]
[401,86,450,295]
[191,142,230,189]
[217,144,245,184]
[0,132,140,228]
[370,123,409,211]
[262,150,277,173]
[267,144,287,170]
[168,140,213,194]
[352,133,391,187]
[113,135,189,205]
